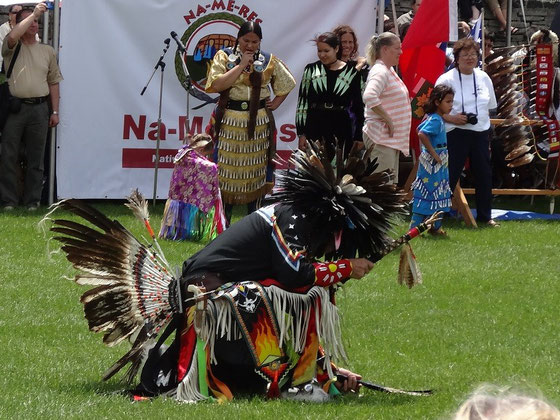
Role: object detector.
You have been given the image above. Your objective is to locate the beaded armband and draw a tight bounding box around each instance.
[312,259,352,287]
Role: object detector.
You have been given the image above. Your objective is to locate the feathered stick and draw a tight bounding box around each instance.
[372,211,443,260]
[336,373,432,396]
[124,189,153,236]
[398,243,422,289]
[368,212,443,289]
[125,189,171,271]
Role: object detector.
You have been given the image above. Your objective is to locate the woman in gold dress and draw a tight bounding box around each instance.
[206,21,296,224]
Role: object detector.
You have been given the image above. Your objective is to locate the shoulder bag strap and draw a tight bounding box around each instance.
[6,42,22,79]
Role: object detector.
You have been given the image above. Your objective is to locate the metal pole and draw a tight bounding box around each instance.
[378,0,385,34]
[481,10,486,70]
[177,51,193,144]
[184,80,190,144]
[42,6,48,43]
[48,0,61,205]
[53,0,60,50]
[390,0,399,36]
[140,40,170,207]
[506,0,512,46]
[152,66,165,207]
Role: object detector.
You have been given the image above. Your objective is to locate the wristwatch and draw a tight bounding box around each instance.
[52,111,58,115]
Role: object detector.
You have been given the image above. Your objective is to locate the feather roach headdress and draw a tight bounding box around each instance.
[268,141,408,261]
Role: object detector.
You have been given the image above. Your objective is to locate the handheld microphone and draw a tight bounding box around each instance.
[170,31,186,53]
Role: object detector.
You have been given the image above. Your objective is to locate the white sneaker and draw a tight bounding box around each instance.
[27,204,39,211]
[3,205,15,211]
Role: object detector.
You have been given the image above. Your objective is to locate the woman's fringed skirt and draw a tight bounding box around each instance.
[216,108,274,205]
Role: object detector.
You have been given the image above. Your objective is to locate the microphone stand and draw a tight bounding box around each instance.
[170,31,193,144]
[141,38,171,207]
[178,51,193,144]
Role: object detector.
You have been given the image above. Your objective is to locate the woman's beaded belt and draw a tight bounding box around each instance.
[20,96,49,105]
[309,102,346,111]
[227,99,267,111]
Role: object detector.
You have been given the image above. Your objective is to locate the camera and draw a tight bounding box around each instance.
[45,1,54,10]
[463,112,478,125]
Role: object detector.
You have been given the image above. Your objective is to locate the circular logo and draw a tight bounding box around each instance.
[175,13,245,96]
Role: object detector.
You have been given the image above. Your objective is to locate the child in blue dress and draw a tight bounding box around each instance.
[410,85,455,235]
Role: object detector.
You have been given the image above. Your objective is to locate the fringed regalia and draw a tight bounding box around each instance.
[411,114,452,215]
[206,49,296,205]
[159,146,226,241]
[46,143,417,403]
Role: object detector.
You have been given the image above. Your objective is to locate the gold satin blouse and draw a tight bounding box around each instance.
[205,49,295,100]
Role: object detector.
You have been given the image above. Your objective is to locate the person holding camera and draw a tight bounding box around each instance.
[0,3,62,211]
[435,38,498,227]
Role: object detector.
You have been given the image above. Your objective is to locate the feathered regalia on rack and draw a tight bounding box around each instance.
[485,30,560,189]
[44,141,438,403]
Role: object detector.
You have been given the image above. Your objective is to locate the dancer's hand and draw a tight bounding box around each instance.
[336,367,362,393]
[349,258,374,279]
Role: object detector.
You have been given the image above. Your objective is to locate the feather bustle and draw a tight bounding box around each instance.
[48,199,176,383]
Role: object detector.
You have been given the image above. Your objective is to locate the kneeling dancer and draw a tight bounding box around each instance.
[46,143,411,402]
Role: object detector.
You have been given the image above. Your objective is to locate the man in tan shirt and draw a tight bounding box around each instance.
[0,3,62,211]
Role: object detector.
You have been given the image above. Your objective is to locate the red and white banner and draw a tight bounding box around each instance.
[57,0,375,199]
[399,0,457,157]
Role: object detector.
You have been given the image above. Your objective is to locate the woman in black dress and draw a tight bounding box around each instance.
[296,32,364,158]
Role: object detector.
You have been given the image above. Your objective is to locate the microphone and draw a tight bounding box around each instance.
[170,31,186,53]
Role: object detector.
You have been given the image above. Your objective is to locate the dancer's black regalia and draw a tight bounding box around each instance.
[45,142,432,403]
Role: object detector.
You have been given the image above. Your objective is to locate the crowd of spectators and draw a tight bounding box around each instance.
[1,1,556,232]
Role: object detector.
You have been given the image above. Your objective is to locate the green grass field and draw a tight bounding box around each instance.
[1,196,559,419]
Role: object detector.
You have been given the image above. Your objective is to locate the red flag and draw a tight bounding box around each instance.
[399,0,457,156]
[401,0,457,50]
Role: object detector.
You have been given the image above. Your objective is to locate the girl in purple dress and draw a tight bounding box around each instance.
[159,134,226,241]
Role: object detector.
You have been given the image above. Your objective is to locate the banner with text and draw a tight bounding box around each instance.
[57,0,375,198]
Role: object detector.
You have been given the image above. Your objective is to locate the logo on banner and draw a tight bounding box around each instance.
[122,2,266,170]
[174,2,263,106]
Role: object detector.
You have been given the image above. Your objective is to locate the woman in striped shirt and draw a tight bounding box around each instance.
[362,32,411,184]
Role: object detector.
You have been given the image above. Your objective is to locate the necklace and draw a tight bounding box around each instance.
[326,59,340,70]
